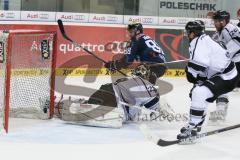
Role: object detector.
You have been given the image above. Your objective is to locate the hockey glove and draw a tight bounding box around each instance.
[104,60,118,72]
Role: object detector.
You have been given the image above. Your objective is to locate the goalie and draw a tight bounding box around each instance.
[60,23,167,128]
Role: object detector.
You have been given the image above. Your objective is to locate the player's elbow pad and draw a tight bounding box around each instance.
[186,70,207,84]
[186,70,197,83]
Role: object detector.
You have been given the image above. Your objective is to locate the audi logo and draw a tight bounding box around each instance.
[6,13,15,18]
[39,14,49,19]
[142,18,154,23]
[107,16,118,22]
[74,15,86,20]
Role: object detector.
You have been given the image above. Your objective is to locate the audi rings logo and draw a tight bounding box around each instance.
[105,41,128,54]
[142,17,154,24]
[107,16,118,22]
[74,15,86,21]
[39,14,49,19]
[177,18,189,25]
[6,13,15,18]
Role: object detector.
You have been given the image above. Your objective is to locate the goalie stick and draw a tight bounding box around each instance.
[139,123,240,147]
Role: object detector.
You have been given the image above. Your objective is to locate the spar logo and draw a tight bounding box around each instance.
[30,40,52,59]
[0,42,4,63]
[41,39,50,59]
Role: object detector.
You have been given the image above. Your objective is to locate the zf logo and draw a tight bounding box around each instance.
[41,40,50,60]
[0,42,4,63]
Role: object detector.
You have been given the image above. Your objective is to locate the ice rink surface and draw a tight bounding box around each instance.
[0,77,240,160]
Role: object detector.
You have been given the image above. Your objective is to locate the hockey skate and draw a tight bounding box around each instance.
[177,123,201,144]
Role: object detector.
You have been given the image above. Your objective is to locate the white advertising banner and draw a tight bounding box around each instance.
[0,10,20,21]
[124,15,158,25]
[89,14,123,24]
[158,16,195,26]
[20,11,56,21]
[56,12,89,23]
[158,17,217,28]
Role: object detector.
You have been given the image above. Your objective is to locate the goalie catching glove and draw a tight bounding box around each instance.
[133,63,166,84]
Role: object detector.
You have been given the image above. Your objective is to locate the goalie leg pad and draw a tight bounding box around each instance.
[113,76,159,121]
[61,102,123,128]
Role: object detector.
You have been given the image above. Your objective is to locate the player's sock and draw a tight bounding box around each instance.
[209,96,229,122]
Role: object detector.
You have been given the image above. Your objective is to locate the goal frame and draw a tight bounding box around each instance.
[1,30,57,133]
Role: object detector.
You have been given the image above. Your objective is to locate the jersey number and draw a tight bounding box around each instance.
[143,36,162,53]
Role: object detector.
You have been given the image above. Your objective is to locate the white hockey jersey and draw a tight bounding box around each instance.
[213,23,240,62]
[187,34,238,81]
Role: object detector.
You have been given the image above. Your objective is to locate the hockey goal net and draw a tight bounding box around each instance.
[0,30,57,133]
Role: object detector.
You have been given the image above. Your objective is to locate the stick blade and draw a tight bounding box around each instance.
[57,19,65,34]
[57,19,73,42]
[157,139,179,147]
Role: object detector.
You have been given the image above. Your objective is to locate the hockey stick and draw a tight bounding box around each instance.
[148,59,189,67]
[140,123,240,147]
[57,19,127,77]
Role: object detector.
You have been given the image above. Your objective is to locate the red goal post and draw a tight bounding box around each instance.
[0,30,57,133]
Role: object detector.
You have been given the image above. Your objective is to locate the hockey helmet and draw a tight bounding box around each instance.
[212,10,230,23]
[185,20,205,36]
[127,23,143,34]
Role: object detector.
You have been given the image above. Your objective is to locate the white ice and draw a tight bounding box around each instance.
[0,77,240,160]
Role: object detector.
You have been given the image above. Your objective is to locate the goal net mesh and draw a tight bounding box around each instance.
[0,31,56,132]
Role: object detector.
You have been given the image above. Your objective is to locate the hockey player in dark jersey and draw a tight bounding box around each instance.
[105,23,166,85]
[103,23,167,121]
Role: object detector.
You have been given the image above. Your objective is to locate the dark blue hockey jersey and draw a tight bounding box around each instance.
[126,34,165,64]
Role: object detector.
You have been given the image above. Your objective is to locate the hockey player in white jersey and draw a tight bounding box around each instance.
[177,20,240,140]
[210,10,240,122]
